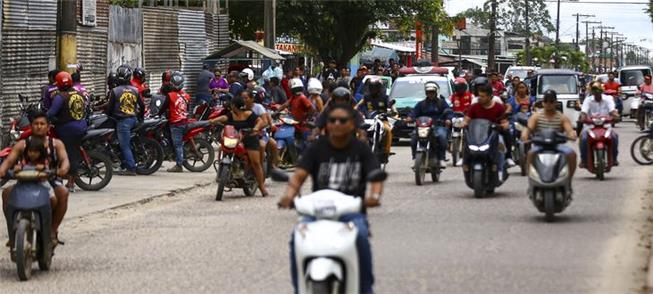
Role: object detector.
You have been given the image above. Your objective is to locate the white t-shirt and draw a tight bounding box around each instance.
[581,94,615,117]
[251,103,267,116]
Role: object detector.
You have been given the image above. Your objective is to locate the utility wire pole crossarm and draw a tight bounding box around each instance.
[573,13,594,51]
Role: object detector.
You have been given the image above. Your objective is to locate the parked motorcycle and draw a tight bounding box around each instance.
[582,115,616,181]
[75,128,115,191]
[630,126,653,165]
[413,116,446,185]
[3,169,55,281]
[269,169,386,294]
[527,129,572,222]
[214,125,260,201]
[512,112,531,176]
[450,112,465,166]
[463,119,508,198]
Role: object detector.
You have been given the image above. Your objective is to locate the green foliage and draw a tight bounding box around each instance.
[648,0,653,23]
[458,0,554,34]
[110,0,140,7]
[516,44,589,71]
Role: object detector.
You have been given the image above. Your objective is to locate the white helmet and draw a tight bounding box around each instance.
[241,68,255,81]
[424,81,439,93]
[307,78,323,95]
[290,78,304,92]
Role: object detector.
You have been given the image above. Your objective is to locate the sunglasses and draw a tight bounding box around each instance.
[328,116,351,125]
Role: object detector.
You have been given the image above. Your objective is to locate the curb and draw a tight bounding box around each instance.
[648,235,653,294]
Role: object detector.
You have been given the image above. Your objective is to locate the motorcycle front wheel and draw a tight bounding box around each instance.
[135,137,164,175]
[308,280,338,294]
[414,152,426,186]
[215,164,229,201]
[544,190,556,222]
[15,219,33,281]
[472,170,485,198]
[451,137,461,166]
[182,138,215,172]
[630,135,653,165]
[595,149,605,181]
[76,150,113,191]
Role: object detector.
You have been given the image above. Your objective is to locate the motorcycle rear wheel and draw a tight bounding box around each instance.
[472,170,485,198]
[135,137,164,175]
[182,138,215,172]
[630,135,653,165]
[544,190,556,222]
[15,219,33,281]
[414,153,426,186]
[76,150,113,191]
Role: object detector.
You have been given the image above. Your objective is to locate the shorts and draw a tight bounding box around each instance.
[531,144,575,156]
[260,132,270,145]
[36,177,63,198]
[242,135,260,151]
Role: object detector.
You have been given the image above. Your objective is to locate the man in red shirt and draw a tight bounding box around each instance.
[278,78,315,141]
[603,72,620,92]
[490,72,506,97]
[130,67,151,99]
[450,77,473,113]
[156,71,190,173]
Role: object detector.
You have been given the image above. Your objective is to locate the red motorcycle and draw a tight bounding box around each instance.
[213,125,259,201]
[583,115,616,181]
[193,100,227,145]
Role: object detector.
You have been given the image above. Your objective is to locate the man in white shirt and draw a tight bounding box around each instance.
[578,82,620,167]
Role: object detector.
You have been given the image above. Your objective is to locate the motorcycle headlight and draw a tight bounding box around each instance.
[478,144,490,151]
[588,130,596,139]
[223,137,239,149]
[558,165,569,178]
[453,118,464,128]
[528,164,540,179]
[417,127,430,138]
[469,145,479,151]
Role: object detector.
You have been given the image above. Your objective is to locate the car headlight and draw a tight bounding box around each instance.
[223,137,239,148]
[417,127,430,138]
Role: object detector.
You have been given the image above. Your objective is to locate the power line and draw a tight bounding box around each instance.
[543,0,647,4]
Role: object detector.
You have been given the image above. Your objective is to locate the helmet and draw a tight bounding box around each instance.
[424,81,439,93]
[307,78,323,95]
[252,86,267,102]
[107,71,118,89]
[471,76,489,95]
[543,89,557,102]
[240,68,254,81]
[55,71,73,89]
[454,77,468,93]
[161,70,172,86]
[368,77,383,94]
[116,65,133,84]
[170,71,185,90]
[290,78,304,93]
[331,87,352,102]
[133,67,146,82]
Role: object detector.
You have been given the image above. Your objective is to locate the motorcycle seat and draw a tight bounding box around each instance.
[83,128,113,141]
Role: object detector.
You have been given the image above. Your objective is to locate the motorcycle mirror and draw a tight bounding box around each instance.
[155,99,162,107]
[367,169,387,182]
[389,99,396,107]
[269,169,290,182]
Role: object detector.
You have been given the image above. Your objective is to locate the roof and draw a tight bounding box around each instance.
[399,66,449,76]
[395,75,449,82]
[535,69,577,75]
[370,41,415,53]
[204,40,285,61]
[618,65,652,70]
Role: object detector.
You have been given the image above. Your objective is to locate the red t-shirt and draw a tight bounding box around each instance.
[491,81,506,96]
[450,92,473,113]
[167,91,190,125]
[467,101,506,124]
[289,94,313,129]
[130,79,149,98]
[603,81,620,92]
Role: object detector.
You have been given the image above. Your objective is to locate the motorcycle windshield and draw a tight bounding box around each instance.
[534,153,567,183]
[416,116,433,127]
[467,119,492,145]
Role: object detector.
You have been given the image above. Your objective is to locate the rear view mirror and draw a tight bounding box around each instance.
[269,169,290,182]
[367,169,387,182]
[388,99,396,107]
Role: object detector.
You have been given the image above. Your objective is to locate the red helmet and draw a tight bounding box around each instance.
[55,71,73,89]
[454,77,467,85]
[454,77,468,93]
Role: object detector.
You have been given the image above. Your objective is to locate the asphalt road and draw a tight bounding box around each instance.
[0,121,652,293]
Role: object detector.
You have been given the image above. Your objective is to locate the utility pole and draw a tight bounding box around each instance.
[525,0,531,66]
[582,21,600,56]
[591,27,597,72]
[554,0,561,68]
[573,14,594,51]
[57,0,77,72]
[263,0,276,50]
[596,25,614,73]
[488,0,497,72]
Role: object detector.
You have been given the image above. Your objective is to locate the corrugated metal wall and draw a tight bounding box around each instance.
[178,9,207,97]
[143,7,180,93]
[107,5,143,72]
[1,0,57,127]
[77,0,109,98]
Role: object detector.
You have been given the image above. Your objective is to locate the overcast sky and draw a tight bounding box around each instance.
[444,0,653,50]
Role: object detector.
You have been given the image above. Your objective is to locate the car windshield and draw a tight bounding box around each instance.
[538,75,577,95]
[360,77,391,96]
[390,79,451,99]
[507,69,529,80]
[620,69,650,86]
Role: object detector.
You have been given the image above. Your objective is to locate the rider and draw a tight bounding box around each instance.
[131,67,151,100]
[407,82,451,167]
[307,78,325,113]
[462,84,511,180]
[638,74,653,130]
[521,90,578,179]
[47,71,89,190]
[450,77,473,113]
[489,72,506,97]
[603,72,622,114]
[105,65,145,176]
[1,112,70,246]
[277,78,315,147]
[313,87,365,140]
[507,81,535,115]
[41,70,60,111]
[156,71,190,173]
[355,77,394,162]
[278,103,384,294]
[209,96,269,196]
[579,82,620,167]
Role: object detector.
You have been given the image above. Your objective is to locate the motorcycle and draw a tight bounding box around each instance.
[75,128,115,191]
[527,129,572,222]
[638,93,653,131]
[273,112,300,169]
[463,119,508,198]
[449,112,465,166]
[214,125,260,201]
[605,89,623,118]
[512,112,531,176]
[3,169,55,281]
[363,110,397,170]
[412,114,449,186]
[269,169,386,294]
[193,100,227,145]
[582,115,616,181]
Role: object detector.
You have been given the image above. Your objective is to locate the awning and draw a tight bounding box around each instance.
[204,40,286,61]
[371,41,415,53]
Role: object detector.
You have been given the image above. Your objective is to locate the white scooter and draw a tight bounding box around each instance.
[271,169,386,294]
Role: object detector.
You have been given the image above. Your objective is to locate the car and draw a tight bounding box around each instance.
[533,69,581,127]
[618,65,653,118]
[505,66,538,81]
[354,75,393,102]
[390,74,453,139]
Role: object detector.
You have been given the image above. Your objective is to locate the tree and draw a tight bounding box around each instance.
[457,0,554,34]
[228,1,265,40]
[516,44,589,71]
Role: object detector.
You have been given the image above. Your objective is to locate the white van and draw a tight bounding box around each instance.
[534,69,581,126]
[617,65,653,118]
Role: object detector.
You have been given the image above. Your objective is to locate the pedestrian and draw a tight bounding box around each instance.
[209,67,230,101]
[228,70,244,99]
[350,65,368,92]
[197,64,215,105]
[261,60,283,84]
[321,59,339,82]
[47,71,89,190]
[105,65,145,176]
[337,66,351,85]
[268,77,288,104]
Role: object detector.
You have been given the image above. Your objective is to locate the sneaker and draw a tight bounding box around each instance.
[506,158,516,168]
[167,165,183,173]
[439,160,447,168]
[456,159,463,166]
[116,169,137,176]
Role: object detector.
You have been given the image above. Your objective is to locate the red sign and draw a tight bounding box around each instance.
[275,43,303,54]
[415,21,423,59]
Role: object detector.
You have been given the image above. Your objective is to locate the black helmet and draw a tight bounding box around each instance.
[116,65,133,84]
[170,71,185,91]
[133,67,146,82]
[471,76,489,95]
[543,89,557,102]
[331,87,352,102]
[368,77,383,94]
[107,71,118,89]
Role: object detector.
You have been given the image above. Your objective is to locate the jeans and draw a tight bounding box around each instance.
[579,129,619,164]
[411,126,448,159]
[117,117,137,171]
[290,213,373,294]
[170,124,186,166]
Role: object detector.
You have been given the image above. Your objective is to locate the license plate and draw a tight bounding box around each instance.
[406,122,415,127]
